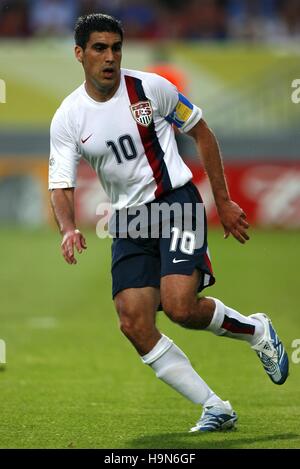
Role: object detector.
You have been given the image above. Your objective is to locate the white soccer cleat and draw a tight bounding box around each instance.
[189,400,238,433]
[250,313,289,385]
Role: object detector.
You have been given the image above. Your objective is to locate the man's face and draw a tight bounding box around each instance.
[75,31,122,99]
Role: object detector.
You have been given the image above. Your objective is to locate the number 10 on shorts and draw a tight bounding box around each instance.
[170,227,196,255]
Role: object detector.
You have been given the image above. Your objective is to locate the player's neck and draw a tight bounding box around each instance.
[84,78,121,102]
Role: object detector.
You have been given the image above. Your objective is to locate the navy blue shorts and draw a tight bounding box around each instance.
[111,181,215,299]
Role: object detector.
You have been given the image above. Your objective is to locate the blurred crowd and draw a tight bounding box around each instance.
[0,0,299,41]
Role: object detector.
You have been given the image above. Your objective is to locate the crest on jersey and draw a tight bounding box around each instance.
[130,101,153,127]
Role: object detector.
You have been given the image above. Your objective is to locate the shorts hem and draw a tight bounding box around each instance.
[112,282,160,299]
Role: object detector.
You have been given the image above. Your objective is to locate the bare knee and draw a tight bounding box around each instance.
[162,296,214,329]
[162,298,194,326]
[120,315,148,342]
[116,301,147,340]
[114,293,160,354]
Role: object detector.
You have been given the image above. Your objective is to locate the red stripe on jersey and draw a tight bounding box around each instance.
[125,75,170,198]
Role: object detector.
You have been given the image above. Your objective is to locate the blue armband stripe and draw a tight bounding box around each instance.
[165,93,194,128]
[178,93,193,110]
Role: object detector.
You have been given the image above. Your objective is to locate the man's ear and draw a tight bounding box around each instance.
[75,45,84,64]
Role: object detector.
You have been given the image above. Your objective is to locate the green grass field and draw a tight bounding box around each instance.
[0,227,299,449]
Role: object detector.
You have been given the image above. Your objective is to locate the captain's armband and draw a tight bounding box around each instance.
[165,93,194,129]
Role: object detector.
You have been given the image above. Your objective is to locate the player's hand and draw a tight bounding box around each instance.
[217,200,250,244]
[61,229,87,264]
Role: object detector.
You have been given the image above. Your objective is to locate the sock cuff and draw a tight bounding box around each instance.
[205,297,226,334]
[141,334,173,365]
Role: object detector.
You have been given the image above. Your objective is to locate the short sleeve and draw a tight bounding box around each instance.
[48,107,81,190]
[148,73,202,133]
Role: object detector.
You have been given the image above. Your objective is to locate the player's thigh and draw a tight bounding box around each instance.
[160,270,200,315]
[114,286,160,321]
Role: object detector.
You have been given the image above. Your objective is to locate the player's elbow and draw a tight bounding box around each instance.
[189,118,215,146]
[50,187,74,204]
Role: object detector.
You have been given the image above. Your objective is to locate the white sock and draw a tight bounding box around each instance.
[142,334,223,406]
[206,298,264,345]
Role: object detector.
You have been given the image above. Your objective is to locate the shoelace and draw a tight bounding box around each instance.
[260,353,279,374]
[256,338,276,356]
[257,339,280,374]
[197,407,225,426]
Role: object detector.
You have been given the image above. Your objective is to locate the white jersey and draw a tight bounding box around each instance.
[49,68,202,209]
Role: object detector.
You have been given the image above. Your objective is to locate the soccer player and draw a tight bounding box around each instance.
[49,14,289,432]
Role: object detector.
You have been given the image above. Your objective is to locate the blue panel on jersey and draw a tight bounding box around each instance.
[165,93,194,128]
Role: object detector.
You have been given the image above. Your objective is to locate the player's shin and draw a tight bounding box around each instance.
[141,334,222,406]
[205,297,264,345]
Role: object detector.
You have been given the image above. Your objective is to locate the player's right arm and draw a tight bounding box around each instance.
[49,106,86,265]
[50,188,87,265]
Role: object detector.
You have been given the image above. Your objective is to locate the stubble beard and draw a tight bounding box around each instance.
[91,74,120,99]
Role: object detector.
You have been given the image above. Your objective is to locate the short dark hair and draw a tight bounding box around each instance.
[74,13,124,49]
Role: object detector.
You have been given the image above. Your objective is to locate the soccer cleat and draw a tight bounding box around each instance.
[250,313,289,385]
[189,400,238,433]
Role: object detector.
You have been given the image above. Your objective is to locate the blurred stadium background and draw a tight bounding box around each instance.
[1,0,300,226]
[1,0,300,449]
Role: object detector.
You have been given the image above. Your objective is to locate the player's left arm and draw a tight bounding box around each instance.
[150,74,249,243]
[188,118,250,244]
